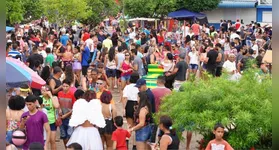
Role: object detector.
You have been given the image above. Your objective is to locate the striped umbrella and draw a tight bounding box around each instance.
[6,57,46,89]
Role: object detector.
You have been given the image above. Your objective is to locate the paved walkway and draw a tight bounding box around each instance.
[50,91,203,150]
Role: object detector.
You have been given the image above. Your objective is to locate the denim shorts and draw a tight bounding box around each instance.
[106,68,116,78]
[135,124,152,142]
[6,130,12,144]
[50,123,57,131]
[60,118,73,139]
[189,64,199,70]
[121,75,131,81]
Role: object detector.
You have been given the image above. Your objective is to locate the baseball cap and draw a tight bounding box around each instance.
[135,79,146,88]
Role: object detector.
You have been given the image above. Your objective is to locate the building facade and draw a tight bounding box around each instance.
[204,0,272,29]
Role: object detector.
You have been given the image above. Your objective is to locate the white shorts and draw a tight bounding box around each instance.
[173,80,185,91]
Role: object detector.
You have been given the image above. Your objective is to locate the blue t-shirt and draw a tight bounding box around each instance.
[60,35,69,46]
[81,46,90,66]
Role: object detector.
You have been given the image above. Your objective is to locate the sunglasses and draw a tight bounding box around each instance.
[125,55,130,56]
[96,82,103,85]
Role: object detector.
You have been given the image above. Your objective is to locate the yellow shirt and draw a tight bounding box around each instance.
[102,38,113,50]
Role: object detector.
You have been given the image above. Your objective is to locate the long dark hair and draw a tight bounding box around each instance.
[64,65,74,84]
[108,47,115,62]
[160,115,177,136]
[135,91,151,117]
[40,66,51,82]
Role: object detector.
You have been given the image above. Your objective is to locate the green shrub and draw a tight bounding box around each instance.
[156,69,272,149]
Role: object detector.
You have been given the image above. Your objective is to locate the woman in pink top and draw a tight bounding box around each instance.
[119,52,133,90]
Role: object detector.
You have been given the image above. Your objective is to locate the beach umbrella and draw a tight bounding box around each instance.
[6,57,46,89]
[6,60,31,88]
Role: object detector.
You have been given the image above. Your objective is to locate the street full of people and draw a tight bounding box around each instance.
[6,17,272,150]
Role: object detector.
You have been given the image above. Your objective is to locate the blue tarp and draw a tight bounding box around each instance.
[6,26,14,32]
[218,2,255,8]
[168,9,206,18]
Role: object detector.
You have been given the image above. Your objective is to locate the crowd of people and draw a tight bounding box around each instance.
[6,16,272,150]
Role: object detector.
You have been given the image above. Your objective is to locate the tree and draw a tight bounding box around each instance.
[79,0,119,28]
[123,0,220,18]
[175,0,221,12]
[6,0,24,25]
[156,69,272,149]
[42,0,91,27]
[124,0,156,18]
[21,0,44,23]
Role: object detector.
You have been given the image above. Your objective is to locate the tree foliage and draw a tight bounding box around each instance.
[124,0,220,18]
[175,0,221,12]
[22,0,44,22]
[6,0,24,25]
[42,0,91,27]
[6,0,44,25]
[156,69,272,149]
[79,0,120,27]
[124,0,176,18]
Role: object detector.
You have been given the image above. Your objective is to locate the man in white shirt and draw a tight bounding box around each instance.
[223,54,240,80]
[230,29,240,42]
[181,23,189,38]
[85,34,94,52]
[251,38,259,58]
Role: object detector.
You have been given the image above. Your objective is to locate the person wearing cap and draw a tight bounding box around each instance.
[135,78,155,114]
[165,53,188,91]
[16,33,25,51]
[38,43,47,59]
[60,29,69,47]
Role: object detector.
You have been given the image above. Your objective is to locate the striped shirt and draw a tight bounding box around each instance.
[58,90,76,119]
[8,49,22,59]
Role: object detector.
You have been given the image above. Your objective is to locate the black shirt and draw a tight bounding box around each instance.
[206,49,218,70]
[174,60,187,81]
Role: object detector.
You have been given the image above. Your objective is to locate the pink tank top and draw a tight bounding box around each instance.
[121,61,132,76]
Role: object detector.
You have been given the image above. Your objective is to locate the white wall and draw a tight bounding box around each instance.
[204,8,257,23]
[262,11,272,23]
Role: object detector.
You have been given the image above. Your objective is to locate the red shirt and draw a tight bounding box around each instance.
[205,139,233,150]
[191,23,200,35]
[112,128,131,150]
[151,87,172,112]
[58,90,76,113]
[82,32,90,41]
[173,49,180,62]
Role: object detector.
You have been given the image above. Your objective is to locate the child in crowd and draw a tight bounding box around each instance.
[67,143,82,150]
[205,123,234,150]
[112,116,131,150]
